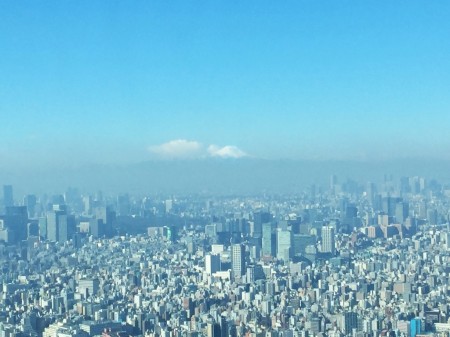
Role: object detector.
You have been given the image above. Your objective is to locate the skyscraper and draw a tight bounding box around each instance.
[3,185,13,208]
[46,206,75,242]
[231,244,245,281]
[276,229,291,261]
[253,211,271,238]
[395,201,409,224]
[94,206,115,237]
[23,194,37,218]
[262,222,274,257]
[321,226,335,254]
[205,254,221,275]
[410,318,422,337]
[292,234,316,256]
[3,206,28,242]
[47,210,61,242]
[343,312,358,335]
[38,217,47,239]
[382,196,401,217]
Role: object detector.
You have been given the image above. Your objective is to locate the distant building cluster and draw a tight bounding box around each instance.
[1,175,450,337]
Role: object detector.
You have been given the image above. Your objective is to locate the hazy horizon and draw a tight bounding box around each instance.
[1,1,450,190]
[1,157,450,196]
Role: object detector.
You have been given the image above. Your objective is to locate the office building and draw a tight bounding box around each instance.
[39,217,47,239]
[78,278,100,298]
[321,226,335,254]
[410,318,422,337]
[343,312,358,335]
[231,244,245,280]
[3,185,13,208]
[293,234,316,256]
[46,206,75,242]
[205,254,221,275]
[93,206,115,237]
[3,206,28,242]
[24,194,37,218]
[276,229,291,261]
[395,201,409,224]
[262,222,274,257]
[253,211,271,238]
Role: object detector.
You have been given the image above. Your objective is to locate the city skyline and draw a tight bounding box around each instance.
[2,3,450,335]
[0,171,449,337]
[1,1,450,170]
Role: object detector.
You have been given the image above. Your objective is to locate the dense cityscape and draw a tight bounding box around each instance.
[1,175,450,337]
[2,1,450,337]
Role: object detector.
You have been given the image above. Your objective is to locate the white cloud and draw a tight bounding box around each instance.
[207,144,247,158]
[149,139,203,159]
[149,140,249,159]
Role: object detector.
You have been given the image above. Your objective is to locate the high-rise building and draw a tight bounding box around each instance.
[321,226,335,254]
[117,194,130,215]
[382,197,402,217]
[444,232,450,251]
[253,211,271,238]
[410,318,422,337]
[38,217,47,238]
[94,206,115,237]
[276,229,291,261]
[231,244,245,281]
[395,201,409,224]
[185,236,195,254]
[46,206,75,242]
[206,319,220,337]
[3,185,13,208]
[89,219,106,238]
[47,210,62,242]
[400,177,411,194]
[427,208,438,225]
[205,254,221,275]
[366,182,377,205]
[23,194,37,218]
[78,278,100,298]
[292,234,316,256]
[0,220,13,244]
[3,206,28,242]
[262,222,274,257]
[83,195,92,215]
[342,312,358,335]
[205,223,218,239]
[27,221,39,237]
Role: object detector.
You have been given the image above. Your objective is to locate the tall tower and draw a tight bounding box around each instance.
[24,194,37,218]
[46,205,75,242]
[3,185,13,208]
[262,222,273,257]
[253,211,271,238]
[276,229,291,261]
[321,226,335,254]
[94,206,115,237]
[231,244,245,281]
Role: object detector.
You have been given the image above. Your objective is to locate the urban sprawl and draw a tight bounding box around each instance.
[1,176,450,337]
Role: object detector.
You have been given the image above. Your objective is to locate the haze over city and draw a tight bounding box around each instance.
[1,1,450,193]
[3,3,450,337]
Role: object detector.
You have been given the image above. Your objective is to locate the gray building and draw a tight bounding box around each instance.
[231,244,245,280]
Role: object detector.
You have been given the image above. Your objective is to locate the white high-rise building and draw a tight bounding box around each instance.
[321,226,335,254]
[231,244,245,281]
[205,254,221,275]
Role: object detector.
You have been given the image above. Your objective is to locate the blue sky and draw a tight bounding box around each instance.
[1,1,450,168]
